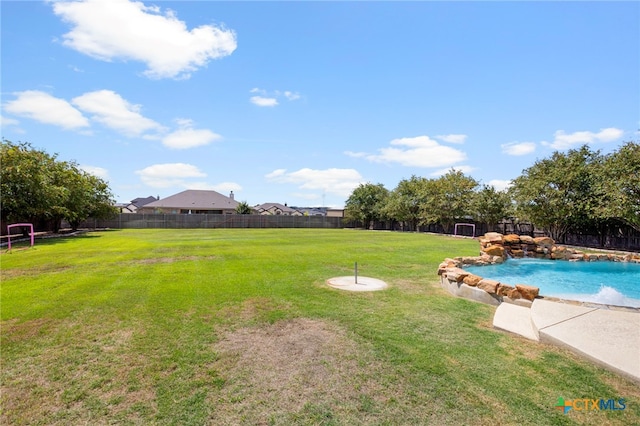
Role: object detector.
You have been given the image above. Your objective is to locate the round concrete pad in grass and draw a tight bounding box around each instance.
[326,276,388,292]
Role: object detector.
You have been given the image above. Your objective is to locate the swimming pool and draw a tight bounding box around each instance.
[464,258,640,308]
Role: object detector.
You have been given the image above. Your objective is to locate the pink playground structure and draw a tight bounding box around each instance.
[6,223,35,250]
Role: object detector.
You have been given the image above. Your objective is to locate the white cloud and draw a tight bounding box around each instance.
[436,134,467,144]
[501,141,536,156]
[283,91,301,101]
[0,114,20,127]
[265,169,287,179]
[52,0,237,79]
[364,136,467,168]
[487,179,512,191]
[542,127,624,150]
[174,118,194,128]
[266,167,364,197]
[182,181,242,193]
[249,88,301,106]
[211,182,243,193]
[250,96,278,107]
[292,192,321,201]
[81,165,109,179]
[162,128,221,149]
[135,163,206,188]
[429,165,476,177]
[4,90,89,130]
[72,90,162,136]
[344,150,367,158]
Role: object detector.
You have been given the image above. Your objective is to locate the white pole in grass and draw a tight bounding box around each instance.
[355,261,358,284]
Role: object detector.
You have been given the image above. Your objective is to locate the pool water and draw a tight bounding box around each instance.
[464,258,640,307]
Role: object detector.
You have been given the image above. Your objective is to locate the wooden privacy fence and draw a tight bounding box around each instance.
[76,213,346,230]
[73,214,640,251]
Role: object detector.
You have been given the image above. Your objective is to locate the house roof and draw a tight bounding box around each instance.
[144,190,239,210]
[254,203,300,214]
[294,207,327,216]
[131,196,158,208]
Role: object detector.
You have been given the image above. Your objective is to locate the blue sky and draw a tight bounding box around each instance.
[2,1,638,208]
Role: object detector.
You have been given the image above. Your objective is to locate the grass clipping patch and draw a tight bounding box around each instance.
[211,318,391,424]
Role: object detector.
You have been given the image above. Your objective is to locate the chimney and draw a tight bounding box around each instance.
[229,191,234,200]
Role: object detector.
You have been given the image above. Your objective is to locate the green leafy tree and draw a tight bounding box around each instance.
[600,141,640,231]
[344,183,389,229]
[235,201,253,214]
[472,185,513,232]
[420,170,478,233]
[382,175,429,231]
[61,165,117,230]
[509,145,605,242]
[1,140,116,231]
[1,141,66,225]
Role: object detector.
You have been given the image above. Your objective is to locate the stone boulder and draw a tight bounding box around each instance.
[511,249,524,258]
[533,236,554,246]
[503,234,521,244]
[463,274,482,287]
[484,232,504,244]
[515,284,539,301]
[519,235,534,244]
[444,267,468,283]
[483,244,505,257]
[506,288,521,299]
[477,279,500,294]
[437,258,461,275]
[496,284,514,297]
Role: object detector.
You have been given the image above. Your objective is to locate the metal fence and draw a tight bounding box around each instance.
[76,213,346,229]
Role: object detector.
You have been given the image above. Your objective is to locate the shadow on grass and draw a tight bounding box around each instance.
[2,229,114,252]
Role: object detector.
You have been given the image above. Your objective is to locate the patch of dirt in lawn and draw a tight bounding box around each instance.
[214,297,294,325]
[1,317,55,342]
[211,318,397,424]
[1,320,157,425]
[1,265,71,279]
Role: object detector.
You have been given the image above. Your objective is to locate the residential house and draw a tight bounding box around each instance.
[254,203,303,216]
[138,190,239,214]
[294,207,326,216]
[326,209,345,218]
[116,195,159,213]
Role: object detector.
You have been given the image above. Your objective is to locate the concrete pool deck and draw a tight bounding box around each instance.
[493,299,640,383]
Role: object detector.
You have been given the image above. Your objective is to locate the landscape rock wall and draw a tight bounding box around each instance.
[438,232,640,306]
[479,232,640,263]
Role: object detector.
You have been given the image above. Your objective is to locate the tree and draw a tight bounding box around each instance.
[382,176,429,231]
[235,201,253,214]
[1,140,117,232]
[472,185,513,232]
[509,145,605,242]
[61,165,117,230]
[1,141,66,226]
[344,183,389,229]
[600,141,640,231]
[420,170,478,233]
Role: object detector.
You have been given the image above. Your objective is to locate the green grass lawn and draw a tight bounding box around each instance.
[1,229,638,425]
